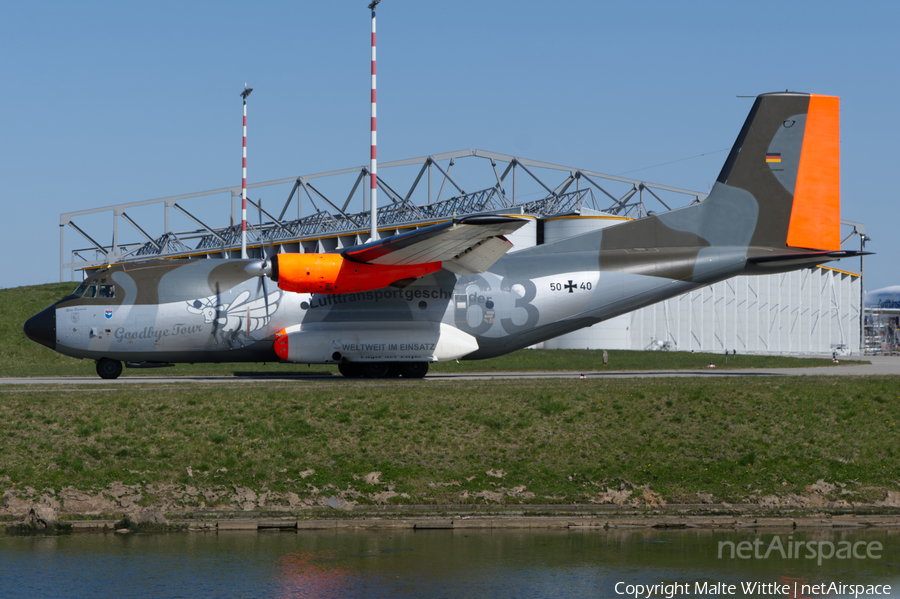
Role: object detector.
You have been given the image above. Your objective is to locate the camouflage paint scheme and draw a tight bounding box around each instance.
[25,93,858,374]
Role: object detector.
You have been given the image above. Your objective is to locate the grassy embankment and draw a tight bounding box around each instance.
[1,377,898,506]
[3,283,842,377]
[2,282,892,510]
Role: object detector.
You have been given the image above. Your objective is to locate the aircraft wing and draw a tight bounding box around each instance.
[342,215,527,274]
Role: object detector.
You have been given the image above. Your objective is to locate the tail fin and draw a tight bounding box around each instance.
[716,92,840,251]
[587,92,842,259]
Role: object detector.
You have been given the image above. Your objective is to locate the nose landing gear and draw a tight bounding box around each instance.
[96,358,123,380]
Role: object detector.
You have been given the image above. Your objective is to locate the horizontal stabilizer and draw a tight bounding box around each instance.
[748,249,871,264]
[746,249,870,273]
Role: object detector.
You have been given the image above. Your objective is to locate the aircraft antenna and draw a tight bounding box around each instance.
[240,85,253,259]
[368,0,382,241]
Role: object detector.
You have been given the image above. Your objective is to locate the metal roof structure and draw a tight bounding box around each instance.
[59,149,708,281]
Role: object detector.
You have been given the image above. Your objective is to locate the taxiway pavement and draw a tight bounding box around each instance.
[1,356,897,385]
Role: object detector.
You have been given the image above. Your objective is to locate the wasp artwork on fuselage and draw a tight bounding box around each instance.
[25,93,864,379]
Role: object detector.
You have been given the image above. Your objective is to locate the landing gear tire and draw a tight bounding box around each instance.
[96,358,123,380]
[338,362,364,378]
[360,362,391,379]
[399,362,429,378]
[339,361,426,379]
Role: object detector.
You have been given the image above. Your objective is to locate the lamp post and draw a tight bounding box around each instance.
[860,233,870,354]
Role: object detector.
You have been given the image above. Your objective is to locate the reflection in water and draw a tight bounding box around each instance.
[274,549,356,599]
[1,528,899,598]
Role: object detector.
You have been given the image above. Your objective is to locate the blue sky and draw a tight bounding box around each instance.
[2,0,897,290]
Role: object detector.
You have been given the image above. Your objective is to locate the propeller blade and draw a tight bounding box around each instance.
[260,197,277,260]
[261,275,270,320]
[266,226,276,259]
[229,215,235,258]
[250,198,273,320]
[258,198,263,258]
[212,282,222,338]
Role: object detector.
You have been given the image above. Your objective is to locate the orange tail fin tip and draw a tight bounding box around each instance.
[787,94,840,251]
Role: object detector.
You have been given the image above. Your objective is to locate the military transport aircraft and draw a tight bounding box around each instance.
[25,92,864,379]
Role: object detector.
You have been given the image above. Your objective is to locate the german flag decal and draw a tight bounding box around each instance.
[766,152,782,163]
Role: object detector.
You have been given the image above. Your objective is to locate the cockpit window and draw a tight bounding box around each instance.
[73,283,88,296]
[98,285,115,298]
[82,285,97,298]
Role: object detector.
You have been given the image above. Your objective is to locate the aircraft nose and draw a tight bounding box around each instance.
[24,306,56,350]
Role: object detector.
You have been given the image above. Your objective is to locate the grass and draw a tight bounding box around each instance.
[1,377,898,506]
[3,283,845,377]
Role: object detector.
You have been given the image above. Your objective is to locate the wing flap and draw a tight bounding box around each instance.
[442,236,516,275]
[343,215,526,272]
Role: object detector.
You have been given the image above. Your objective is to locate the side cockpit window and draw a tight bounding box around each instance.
[72,278,112,299]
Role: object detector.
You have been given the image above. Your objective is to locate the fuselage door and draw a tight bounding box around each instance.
[454,294,468,325]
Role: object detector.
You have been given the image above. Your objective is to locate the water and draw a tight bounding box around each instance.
[2,528,900,598]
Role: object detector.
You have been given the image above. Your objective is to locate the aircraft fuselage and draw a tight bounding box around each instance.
[25,241,748,371]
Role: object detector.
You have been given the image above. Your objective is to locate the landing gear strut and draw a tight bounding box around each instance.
[96,358,123,380]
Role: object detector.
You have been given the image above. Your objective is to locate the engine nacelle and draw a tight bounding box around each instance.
[274,322,478,364]
[271,253,441,294]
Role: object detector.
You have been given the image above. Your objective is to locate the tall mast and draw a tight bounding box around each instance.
[240,86,253,258]
[368,1,381,241]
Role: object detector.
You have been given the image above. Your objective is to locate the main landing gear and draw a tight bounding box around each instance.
[338,361,429,379]
[96,358,123,380]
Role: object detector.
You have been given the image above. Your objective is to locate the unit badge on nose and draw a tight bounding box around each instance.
[105,309,113,319]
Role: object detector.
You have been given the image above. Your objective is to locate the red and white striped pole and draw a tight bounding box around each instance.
[240,86,253,258]
[368,0,381,241]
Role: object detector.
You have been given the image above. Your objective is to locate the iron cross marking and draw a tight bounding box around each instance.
[564,280,576,293]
